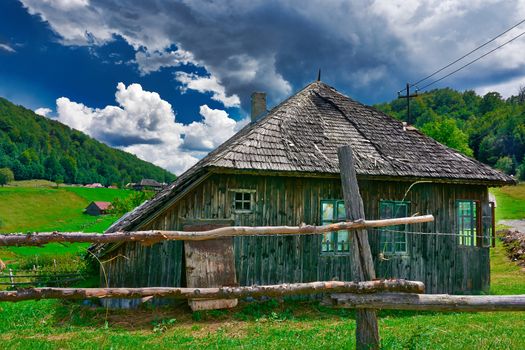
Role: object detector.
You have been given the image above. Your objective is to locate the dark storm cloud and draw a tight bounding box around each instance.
[20,0,525,104]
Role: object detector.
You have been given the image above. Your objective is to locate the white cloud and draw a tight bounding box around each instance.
[134,48,194,76]
[175,72,241,108]
[54,83,247,174]
[475,76,525,98]
[183,105,249,150]
[0,43,15,53]
[34,107,52,116]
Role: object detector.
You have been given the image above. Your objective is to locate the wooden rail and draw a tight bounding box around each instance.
[0,280,424,302]
[330,292,525,312]
[0,215,434,246]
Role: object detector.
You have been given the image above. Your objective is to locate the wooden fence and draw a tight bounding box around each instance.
[0,144,523,350]
[0,270,83,288]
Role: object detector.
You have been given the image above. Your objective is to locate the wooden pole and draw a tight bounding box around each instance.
[338,145,380,350]
[330,292,525,312]
[0,215,434,246]
[0,280,424,302]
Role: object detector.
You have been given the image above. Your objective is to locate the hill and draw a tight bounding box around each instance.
[0,184,134,264]
[0,97,176,186]
[374,88,525,180]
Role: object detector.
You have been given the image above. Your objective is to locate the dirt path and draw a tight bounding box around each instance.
[499,220,525,232]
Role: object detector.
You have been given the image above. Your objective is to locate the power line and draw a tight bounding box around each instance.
[411,18,525,89]
[418,29,525,91]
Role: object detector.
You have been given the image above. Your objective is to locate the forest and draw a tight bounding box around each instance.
[0,97,175,186]
[375,87,525,180]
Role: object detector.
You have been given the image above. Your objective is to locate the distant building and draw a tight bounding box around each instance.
[85,183,104,188]
[132,179,165,192]
[85,201,112,216]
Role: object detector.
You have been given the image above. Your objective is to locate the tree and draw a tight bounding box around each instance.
[494,156,514,175]
[0,167,14,186]
[420,117,473,157]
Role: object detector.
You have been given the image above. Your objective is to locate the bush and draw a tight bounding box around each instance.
[0,167,14,186]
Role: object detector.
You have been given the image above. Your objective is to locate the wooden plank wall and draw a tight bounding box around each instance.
[102,173,490,295]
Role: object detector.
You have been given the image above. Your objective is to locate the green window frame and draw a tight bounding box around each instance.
[457,200,480,246]
[379,200,409,254]
[320,200,350,254]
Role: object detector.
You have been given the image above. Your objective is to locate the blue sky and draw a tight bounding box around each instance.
[1,0,525,174]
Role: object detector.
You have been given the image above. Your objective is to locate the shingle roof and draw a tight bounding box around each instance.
[104,81,514,233]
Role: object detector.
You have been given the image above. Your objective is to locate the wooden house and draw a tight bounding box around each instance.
[93,81,514,304]
[85,201,112,216]
[132,179,165,192]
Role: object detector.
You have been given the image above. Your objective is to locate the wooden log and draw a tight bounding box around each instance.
[0,215,434,246]
[331,292,525,312]
[338,145,380,350]
[0,280,425,302]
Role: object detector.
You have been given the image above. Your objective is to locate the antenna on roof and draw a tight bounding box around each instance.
[317,68,321,81]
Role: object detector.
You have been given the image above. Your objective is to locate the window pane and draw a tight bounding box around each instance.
[337,202,346,221]
[322,202,334,221]
[379,200,408,254]
[243,192,251,201]
[235,201,243,210]
[235,192,243,201]
[243,201,251,210]
[337,230,349,252]
[321,232,335,252]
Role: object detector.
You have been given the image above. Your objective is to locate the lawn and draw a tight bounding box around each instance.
[0,184,133,265]
[0,184,523,349]
[491,183,525,220]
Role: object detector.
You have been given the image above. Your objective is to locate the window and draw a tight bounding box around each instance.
[320,200,349,254]
[232,190,255,213]
[379,200,409,254]
[457,200,480,246]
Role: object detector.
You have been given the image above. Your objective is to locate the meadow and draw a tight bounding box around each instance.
[0,181,132,266]
[0,183,523,349]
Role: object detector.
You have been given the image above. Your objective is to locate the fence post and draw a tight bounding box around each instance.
[338,145,380,350]
[9,269,14,288]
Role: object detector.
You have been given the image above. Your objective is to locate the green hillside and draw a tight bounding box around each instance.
[0,184,133,263]
[0,97,175,185]
[375,88,525,180]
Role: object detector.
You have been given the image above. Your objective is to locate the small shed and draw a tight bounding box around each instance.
[85,201,112,216]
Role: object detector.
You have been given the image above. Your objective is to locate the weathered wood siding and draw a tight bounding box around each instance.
[103,173,490,294]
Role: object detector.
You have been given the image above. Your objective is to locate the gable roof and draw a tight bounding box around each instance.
[104,81,514,233]
[90,201,112,210]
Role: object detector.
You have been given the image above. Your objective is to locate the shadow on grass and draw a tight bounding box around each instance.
[48,297,465,333]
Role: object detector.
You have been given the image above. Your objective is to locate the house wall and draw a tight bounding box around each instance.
[85,203,101,216]
[102,173,490,295]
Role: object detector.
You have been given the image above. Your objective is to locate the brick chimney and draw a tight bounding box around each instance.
[250,92,266,122]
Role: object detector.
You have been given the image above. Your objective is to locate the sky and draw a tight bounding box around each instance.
[1,0,525,175]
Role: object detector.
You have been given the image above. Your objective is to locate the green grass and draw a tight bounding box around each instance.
[0,186,133,267]
[491,183,525,220]
[0,184,523,348]
[0,239,523,349]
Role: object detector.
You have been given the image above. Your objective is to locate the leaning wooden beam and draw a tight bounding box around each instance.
[0,280,425,302]
[0,215,434,246]
[330,292,525,312]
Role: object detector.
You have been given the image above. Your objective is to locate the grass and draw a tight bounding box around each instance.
[0,184,523,348]
[490,183,525,220]
[0,239,523,349]
[0,185,133,267]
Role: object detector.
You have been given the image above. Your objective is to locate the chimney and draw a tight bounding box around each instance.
[250,92,266,122]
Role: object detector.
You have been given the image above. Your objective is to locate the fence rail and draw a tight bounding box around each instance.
[0,215,434,246]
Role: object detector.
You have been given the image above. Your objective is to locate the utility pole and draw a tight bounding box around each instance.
[397,83,418,124]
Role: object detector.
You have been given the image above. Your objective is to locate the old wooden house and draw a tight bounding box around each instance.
[94,81,514,302]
